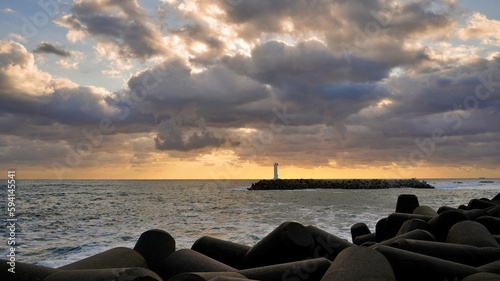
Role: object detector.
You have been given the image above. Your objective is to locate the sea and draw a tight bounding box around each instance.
[1,178,499,268]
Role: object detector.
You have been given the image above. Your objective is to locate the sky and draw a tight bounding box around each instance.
[1,0,500,180]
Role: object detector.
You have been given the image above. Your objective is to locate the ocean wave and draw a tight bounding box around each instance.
[13,179,500,267]
[47,246,83,255]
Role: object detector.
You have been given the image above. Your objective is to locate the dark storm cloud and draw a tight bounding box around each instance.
[228,40,391,84]
[126,58,271,120]
[33,42,71,57]
[55,0,166,60]
[222,40,389,129]
[341,55,500,167]
[385,57,500,122]
[155,120,225,151]
[125,39,389,154]
[124,57,273,151]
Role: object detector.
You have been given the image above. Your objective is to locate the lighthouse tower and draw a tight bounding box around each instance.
[273,163,279,180]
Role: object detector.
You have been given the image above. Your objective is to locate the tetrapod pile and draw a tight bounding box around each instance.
[2,193,500,281]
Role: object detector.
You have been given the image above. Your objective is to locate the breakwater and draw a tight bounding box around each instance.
[249,178,434,190]
[2,192,500,281]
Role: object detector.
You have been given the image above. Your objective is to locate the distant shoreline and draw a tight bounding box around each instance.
[249,178,435,190]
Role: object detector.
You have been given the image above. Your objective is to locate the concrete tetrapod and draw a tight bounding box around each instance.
[479,260,500,274]
[383,213,434,240]
[374,244,480,281]
[42,267,163,281]
[133,229,176,276]
[467,199,498,210]
[461,272,500,281]
[353,233,377,245]
[427,209,468,241]
[320,246,396,281]
[58,247,147,270]
[446,220,500,247]
[370,229,436,247]
[239,257,331,281]
[210,277,257,281]
[168,271,248,281]
[306,225,354,261]
[395,194,419,214]
[350,222,370,242]
[462,208,491,220]
[390,239,500,267]
[412,205,438,217]
[375,218,388,242]
[396,218,431,235]
[162,249,238,280]
[192,236,251,269]
[476,216,500,235]
[487,205,500,218]
[0,259,59,281]
[243,222,314,268]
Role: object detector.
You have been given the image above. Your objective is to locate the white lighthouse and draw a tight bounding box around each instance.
[273,163,279,180]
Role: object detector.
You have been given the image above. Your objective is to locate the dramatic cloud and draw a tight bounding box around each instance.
[172,0,455,66]
[91,1,500,169]
[155,119,225,151]
[221,39,391,135]
[0,40,137,130]
[343,55,500,167]
[2,0,500,178]
[0,40,160,174]
[33,42,71,57]
[54,0,167,60]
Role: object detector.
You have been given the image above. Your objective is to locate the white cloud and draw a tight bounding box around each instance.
[8,33,26,43]
[458,12,500,46]
[0,40,54,96]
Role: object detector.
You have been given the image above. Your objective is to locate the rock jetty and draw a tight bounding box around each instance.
[2,192,500,281]
[248,178,434,190]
